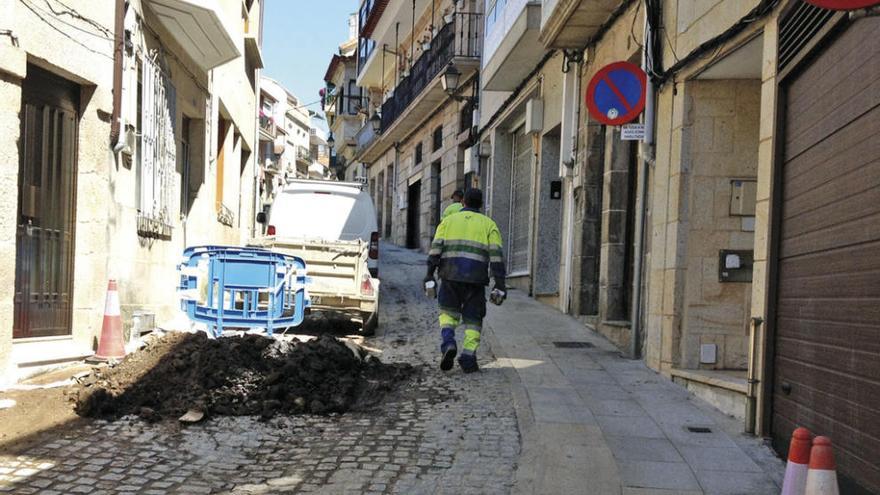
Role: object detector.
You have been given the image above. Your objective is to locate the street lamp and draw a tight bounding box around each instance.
[327,132,335,148]
[369,112,382,134]
[441,62,462,96]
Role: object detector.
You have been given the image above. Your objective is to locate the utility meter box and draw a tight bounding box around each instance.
[729,179,757,216]
[525,99,543,135]
[719,250,754,283]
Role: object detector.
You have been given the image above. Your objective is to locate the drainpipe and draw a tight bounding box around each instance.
[110,0,125,150]
[629,2,655,360]
[561,53,582,314]
[745,316,763,434]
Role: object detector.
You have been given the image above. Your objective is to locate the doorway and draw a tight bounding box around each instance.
[406,180,421,249]
[14,65,80,339]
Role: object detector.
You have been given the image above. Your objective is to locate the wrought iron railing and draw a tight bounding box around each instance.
[355,119,377,152]
[380,12,482,132]
[296,145,311,162]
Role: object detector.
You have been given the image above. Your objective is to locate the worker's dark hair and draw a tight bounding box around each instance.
[463,188,483,209]
[451,189,464,201]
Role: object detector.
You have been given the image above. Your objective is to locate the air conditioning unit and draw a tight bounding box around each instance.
[525,98,543,135]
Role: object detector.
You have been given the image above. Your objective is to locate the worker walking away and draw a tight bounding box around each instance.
[440,189,465,221]
[424,188,506,373]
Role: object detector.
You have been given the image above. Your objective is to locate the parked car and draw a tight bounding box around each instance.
[252,179,380,334]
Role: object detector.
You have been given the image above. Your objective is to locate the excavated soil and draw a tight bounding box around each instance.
[74,332,413,421]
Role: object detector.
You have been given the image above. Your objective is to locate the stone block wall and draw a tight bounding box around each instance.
[0,64,23,378]
[388,99,468,252]
[679,79,761,370]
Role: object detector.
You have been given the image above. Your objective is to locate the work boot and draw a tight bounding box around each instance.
[458,354,479,374]
[440,343,457,371]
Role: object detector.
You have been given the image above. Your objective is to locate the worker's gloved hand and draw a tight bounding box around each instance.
[490,281,507,306]
[423,272,437,299]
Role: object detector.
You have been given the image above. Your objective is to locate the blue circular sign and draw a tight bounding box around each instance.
[585,61,647,126]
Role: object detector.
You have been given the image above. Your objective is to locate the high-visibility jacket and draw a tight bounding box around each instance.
[441,202,463,220]
[428,208,505,286]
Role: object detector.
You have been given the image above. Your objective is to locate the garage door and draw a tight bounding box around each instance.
[771,16,880,494]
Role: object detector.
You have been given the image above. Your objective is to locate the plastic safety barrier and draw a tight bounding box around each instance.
[178,245,310,337]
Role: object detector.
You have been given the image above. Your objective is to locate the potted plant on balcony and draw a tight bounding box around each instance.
[420,31,432,52]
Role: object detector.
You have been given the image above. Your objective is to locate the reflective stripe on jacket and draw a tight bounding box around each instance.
[428,208,505,285]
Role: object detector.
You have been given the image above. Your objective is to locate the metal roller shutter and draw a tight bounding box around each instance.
[509,126,532,275]
[771,16,880,493]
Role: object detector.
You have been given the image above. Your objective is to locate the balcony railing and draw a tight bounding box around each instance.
[296,145,311,162]
[354,118,377,153]
[380,12,482,132]
[259,115,274,134]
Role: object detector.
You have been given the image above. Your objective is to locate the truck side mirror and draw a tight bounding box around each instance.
[256,212,267,224]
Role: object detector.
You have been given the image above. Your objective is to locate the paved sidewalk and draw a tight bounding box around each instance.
[482,290,785,495]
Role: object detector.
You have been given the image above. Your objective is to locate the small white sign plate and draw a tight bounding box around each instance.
[621,123,645,141]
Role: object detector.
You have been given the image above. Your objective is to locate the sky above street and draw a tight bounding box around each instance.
[262,0,359,129]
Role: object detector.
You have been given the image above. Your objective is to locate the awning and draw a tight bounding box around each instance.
[145,0,240,70]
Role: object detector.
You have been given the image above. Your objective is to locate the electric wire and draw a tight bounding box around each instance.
[23,0,114,40]
[18,0,114,59]
[43,0,113,37]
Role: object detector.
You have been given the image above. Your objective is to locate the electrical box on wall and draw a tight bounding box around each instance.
[525,99,543,135]
[479,140,491,157]
[550,180,562,200]
[700,344,717,365]
[463,146,479,175]
[718,250,754,282]
[729,179,757,216]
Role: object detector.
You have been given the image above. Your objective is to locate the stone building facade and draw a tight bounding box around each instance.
[0,0,262,384]
[354,0,482,251]
[481,0,880,492]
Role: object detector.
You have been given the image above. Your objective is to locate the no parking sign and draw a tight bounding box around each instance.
[585,61,647,126]
[804,0,880,9]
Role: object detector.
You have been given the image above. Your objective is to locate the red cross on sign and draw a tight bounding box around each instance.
[804,0,880,9]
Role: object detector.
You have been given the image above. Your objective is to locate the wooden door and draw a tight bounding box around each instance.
[407,180,421,249]
[14,65,79,339]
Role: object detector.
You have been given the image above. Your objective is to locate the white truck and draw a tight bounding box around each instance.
[252,180,380,335]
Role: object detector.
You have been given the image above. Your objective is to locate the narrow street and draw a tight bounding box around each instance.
[0,244,787,494]
[0,244,520,495]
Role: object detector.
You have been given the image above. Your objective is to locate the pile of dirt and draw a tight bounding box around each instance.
[74,332,412,421]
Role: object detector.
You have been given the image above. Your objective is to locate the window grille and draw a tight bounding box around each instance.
[138,52,176,238]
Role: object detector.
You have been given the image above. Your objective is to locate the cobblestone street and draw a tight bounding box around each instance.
[0,244,520,494]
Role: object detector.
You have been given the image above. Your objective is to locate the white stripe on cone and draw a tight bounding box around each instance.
[105,290,121,317]
[783,463,809,495]
[805,469,839,495]
[782,427,812,495]
[805,436,839,495]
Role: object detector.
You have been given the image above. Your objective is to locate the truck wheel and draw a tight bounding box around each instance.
[361,311,378,336]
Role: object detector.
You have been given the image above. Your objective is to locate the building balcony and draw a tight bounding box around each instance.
[259,115,274,140]
[144,0,240,70]
[539,0,623,49]
[357,12,482,164]
[295,145,311,164]
[357,0,452,87]
[482,0,545,91]
[244,33,264,68]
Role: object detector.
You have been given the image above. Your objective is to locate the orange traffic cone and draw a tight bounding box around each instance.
[805,436,839,495]
[91,280,126,361]
[782,427,812,495]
